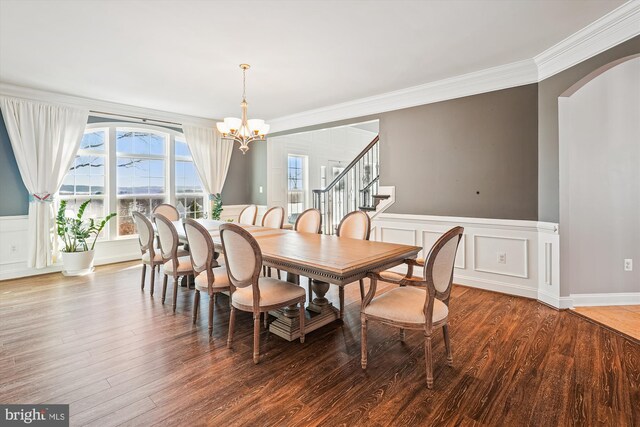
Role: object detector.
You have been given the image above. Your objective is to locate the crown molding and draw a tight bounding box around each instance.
[269,2,640,134]
[268,59,538,133]
[0,82,218,128]
[535,1,640,81]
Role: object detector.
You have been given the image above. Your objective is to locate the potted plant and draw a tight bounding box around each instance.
[56,199,116,276]
[210,193,223,220]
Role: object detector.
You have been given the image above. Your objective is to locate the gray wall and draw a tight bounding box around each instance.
[0,115,29,216]
[249,141,267,205]
[380,84,538,220]
[538,35,640,223]
[559,57,640,296]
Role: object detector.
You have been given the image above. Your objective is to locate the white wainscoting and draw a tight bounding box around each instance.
[0,215,141,281]
[0,205,268,281]
[371,213,562,308]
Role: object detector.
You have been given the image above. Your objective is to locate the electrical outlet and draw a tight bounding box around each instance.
[497,252,507,264]
[10,245,17,254]
[624,259,633,271]
[259,186,263,194]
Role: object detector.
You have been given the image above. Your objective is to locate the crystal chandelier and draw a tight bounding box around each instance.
[216,64,269,154]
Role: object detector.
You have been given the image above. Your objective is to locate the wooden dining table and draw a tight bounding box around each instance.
[172,219,421,341]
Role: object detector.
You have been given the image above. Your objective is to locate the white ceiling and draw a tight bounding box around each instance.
[0,0,626,121]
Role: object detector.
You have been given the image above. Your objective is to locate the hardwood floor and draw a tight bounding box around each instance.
[573,305,640,342]
[1,261,639,426]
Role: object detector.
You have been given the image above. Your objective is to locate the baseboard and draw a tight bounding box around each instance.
[569,292,640,307]
[454,274,538,300]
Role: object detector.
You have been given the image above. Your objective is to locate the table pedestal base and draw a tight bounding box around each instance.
[268,277,340,341]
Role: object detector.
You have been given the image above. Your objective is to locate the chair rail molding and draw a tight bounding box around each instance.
[370,212,563,307]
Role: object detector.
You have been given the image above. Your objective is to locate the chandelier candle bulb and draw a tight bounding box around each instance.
[216,64,269,154]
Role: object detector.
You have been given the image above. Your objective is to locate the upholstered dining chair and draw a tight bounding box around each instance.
[238,204,258,225]
[336,210,371,314]
[294,208,322,303]
[153,203,180,221]
[220,223,306,364]
[183,219,229,336]
[361,226,464,389]
[154,213,196,312]
[261,206,285,279]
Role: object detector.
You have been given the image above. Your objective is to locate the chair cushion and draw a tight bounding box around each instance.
[363,286,448,324]
[232,277,305,308]
[195,268,231,292]
[142,248,188,264]
[163,256,194,274]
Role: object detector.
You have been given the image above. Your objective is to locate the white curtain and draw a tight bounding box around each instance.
[182,125,234,195]
[0,97,89,268]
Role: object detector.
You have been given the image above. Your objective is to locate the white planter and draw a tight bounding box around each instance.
[61,250,95,276]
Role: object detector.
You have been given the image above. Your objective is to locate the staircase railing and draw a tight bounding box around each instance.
[312,135,379,234]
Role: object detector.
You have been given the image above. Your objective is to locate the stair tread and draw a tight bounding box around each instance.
[359,206,376,211]
[372,194,390,199]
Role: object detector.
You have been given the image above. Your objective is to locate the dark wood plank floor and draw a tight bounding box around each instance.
[1,261,638,426]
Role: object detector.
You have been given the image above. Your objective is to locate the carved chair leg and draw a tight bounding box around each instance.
[299,301,306,343]
[227,306,236,348]
[399,328,405,342]
[308,281,312,304]
[424,331,434,389]
[193,290,200,324]
[253,312,261,364]
[140,264,147,291]
[339,286,345,320]
[262,266,266,277]
[172,275,179,312]
[149,264,156,296]
[443,324,453,366]
[277,269,281,280]
[161,275,168,304]
[359,279,365,300]
[268,267,272,277]
[208,294,214,337]
[263,312,268,328]
[361,314,368,369]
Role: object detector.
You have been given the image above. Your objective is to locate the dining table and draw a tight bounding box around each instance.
[172,218,421,341]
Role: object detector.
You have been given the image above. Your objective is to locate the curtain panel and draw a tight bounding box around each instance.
[0,97,89,268]
[182,125,234,196]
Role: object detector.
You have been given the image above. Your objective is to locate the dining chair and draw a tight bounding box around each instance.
[132,211,159,295]
[183,219,229,336]
[294,208,322,304]
[361,226,464,389]
[238,204,258,225]
[261,206,285,279]
[336,210,371,316]
[220,223,306,364]
[153,203,180,221]
[154,213,196,312]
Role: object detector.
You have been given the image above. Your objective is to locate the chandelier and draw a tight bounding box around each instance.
[216,64,269,154]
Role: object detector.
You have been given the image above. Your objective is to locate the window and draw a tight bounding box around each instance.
[175,138,205,219]
[116,130,167,236]
[58,123,209,241]
[59,129,107,220]
[287,154,307,223]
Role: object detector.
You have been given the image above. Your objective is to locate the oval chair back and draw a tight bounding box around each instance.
[219,223,262,290]
[183,219,214,276]
[238,205,258,225]
[423,226,464,305]
[132,211,154,256]
[153,213,179,261]
[294,208,322,234]
[261,206,284,229]
[153,203,180,221]
[337,211,371,240]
